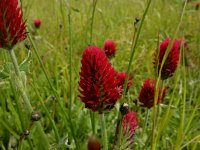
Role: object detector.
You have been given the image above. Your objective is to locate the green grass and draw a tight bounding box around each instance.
[0,0,200,149]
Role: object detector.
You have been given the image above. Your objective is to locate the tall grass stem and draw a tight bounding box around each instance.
[67,6,79,149]
[89,0,98,135]
[123,0,152,98]
[27,33,69,125]
[151,1,187,149]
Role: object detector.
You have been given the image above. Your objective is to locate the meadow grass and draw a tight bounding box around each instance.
[0,0,200,149]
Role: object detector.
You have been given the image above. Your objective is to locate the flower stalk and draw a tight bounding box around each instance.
[9,50,33,111]
[100,113,108,150]
[8,49,50,150]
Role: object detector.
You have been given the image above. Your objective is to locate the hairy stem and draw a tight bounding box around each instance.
[8,49,50,150]
[100,113,108,150]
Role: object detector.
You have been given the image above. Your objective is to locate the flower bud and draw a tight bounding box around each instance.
[120,103,129,116]
[87,135,101,150]
[31,111,41,121]
[34,19,41,29]
[23,130,30,136]
[103,40,117,58]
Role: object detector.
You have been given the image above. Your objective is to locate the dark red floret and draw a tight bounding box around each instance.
[154,38,183,80]
[122,111,138,136]
[0,0,27,49]
[103,40,117,58]
[116,72,132,93]
[34,19,41,28]
[114,111,138,149]
[78,46,122,113]
[87,135,101,150]
[138,79,167,109]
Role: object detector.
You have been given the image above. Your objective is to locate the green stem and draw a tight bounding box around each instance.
[174,33,187,150]
[90,110,96,134]
[8,49,50,150]
[100,113,108,150]
[89,0,98,135]
[68,7,79,149]
[89,0,98,44]
[32,83,60,142]
[155,73,180,145]
[0,119,20,139]
[142,109,149,142]
[27,33,69,124]
[180,134,200,149]
[122,0,152,98]
[9,50,33,112]
[117,118,123,149]
[9,80,26,130]
[151,1,187,150]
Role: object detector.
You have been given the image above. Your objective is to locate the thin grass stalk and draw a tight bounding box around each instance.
[90,111,96,134]
[155,73,180,143]
[67,5,79,149]
[185,97,199,134]
[116,0,152,147]
[180,134,200,149]
[151,80,160,150]
[100,113,108,150]
[89,0,98,44]
[23,0,35,19]
[142,109,149,141]
[151,33,161,146]
[31,83,60,142]
[122,0,152,99]
[192,142,198,150]
[0,145,6,150]
[174,37,187,150]
[9,80,26,130]
[89,0,98,135]
[27,33,69,124]
[0,119,20,139]
[117,117,123,149]
[60,0,66,31]
[6,94,22,131]
[151,1,187,149]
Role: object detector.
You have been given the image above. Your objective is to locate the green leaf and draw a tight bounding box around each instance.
[0,62,13,80]
[19,50,32,74]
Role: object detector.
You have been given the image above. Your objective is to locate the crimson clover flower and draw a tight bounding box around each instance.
[138,79,167,109]
[154,38,183,80]
[0,0,27,49]
[114,111,138,149]
[34,19,41,29]
[122,111,138,138]
[78,46,122,113]
[87,135,101,150]
[116,72,132,93]
[103,39,117,58]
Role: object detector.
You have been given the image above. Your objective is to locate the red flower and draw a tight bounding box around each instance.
[195,2,200,10]
[87,135,101,150]
[122,111,138,137]
[116,72,132,93]
[34,19,41,28]
[154,38,183,80]
[0,0,27,49]
[103,40,117,58]
[78,46,122,113]
[114,111,138,149]
[138,79,167,109]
